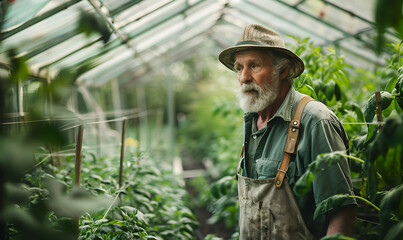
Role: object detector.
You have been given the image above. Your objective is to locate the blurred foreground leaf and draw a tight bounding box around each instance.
[379,184,403,236]
[294,151,347,195]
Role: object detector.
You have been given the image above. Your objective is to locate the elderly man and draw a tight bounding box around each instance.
[218,24,357,239]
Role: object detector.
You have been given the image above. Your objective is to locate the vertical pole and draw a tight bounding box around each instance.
[48,144,55,166]
[0,75,5,239]
[75,125,84,186]
[97,119,101,157]
[111,80,122,131]
[136,86,148,151]
[74,124,84,238]
[166,54,175,167]
[134,116,140,156]
[17,82,26,133]
[375,91,383,130]
[119,118,127,188]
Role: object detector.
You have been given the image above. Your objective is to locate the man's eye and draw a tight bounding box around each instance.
[251,64,257,69]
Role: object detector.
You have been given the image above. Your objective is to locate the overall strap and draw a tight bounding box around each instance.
[275,96,313,188]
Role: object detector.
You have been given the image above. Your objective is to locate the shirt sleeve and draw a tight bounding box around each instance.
[306,116,357,209]
[301,102,356,210]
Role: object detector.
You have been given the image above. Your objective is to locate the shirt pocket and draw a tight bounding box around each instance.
[255,158,281,179]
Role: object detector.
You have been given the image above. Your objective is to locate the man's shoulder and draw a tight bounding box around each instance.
[293,91,339,124]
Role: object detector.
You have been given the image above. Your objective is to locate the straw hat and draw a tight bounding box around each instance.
[218,24,304,78]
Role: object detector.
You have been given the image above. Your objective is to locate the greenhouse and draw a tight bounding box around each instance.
[0,0,402,239]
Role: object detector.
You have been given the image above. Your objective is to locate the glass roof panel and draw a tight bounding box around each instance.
[0,0,398,88]
[80,9,219,86]
[112,0,173,28]
[28,33,102,73]
[1,1,89,55]
[3,0,50,30]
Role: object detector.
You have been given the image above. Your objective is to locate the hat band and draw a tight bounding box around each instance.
[236,41,266,46]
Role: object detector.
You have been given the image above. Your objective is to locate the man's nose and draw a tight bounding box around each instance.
[239,68,252,85]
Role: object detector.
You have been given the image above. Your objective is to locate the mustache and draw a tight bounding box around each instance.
[240,82,260,92]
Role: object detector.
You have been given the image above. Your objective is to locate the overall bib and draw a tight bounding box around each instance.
[237,96,316,240]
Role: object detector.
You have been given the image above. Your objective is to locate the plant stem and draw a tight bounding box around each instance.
[343,154,364,163]
[102,185,125,219]
[349,195,380,212]
[342,154,383,179]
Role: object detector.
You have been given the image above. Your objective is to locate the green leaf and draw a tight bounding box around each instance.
[109,220,124,226]
[320,233,356,240]
[78,11,111,43]
[374,145,402,187]
[365,114,403,201]
[298,84,318,100]
[386,76,399,93]
[383,221,403,240]
[7,48,30,83]
[379,184,403,233]
[294,151,347,195]
[314,194,350,220]
[324,80,335,101]
[294,172,315,195]
[334,83,342,101]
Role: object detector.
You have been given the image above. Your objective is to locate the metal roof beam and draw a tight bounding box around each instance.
[238,1,327,42]
[321,0,374,25]
[40,0,208,72]
[109,0,143,16]
[22,30,78,59]
[274,0,377,51]
[321,0,397,37]
[80,5,219,86]
[87,0,128,43]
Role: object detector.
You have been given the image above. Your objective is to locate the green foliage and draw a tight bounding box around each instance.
[365,113,403,202]
[77,154,198,240]
[7,48,30,83]
[292,39,351,108]
[314,193,382,224]
[320,233,356,240]
[383,221,403,240]
[379,184,403,237]
[0,42,197,240]
[207,176,238,228]
[294,151,348,195]
[1,163,113,240]
[374,0,403,52]
[1,145,198,239]
[364,91,393,143]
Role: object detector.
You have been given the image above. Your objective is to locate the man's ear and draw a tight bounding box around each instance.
[280,66,289,81]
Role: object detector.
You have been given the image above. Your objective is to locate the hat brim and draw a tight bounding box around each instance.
[218,44,305,78]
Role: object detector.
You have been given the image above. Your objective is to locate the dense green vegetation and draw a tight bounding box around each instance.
[1,1,403,239]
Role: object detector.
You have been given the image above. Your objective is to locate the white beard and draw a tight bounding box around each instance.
[237,74,280,113]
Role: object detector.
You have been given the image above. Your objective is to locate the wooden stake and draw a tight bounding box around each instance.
[119,118,127,187]
[75,125,84,186]
[48,144,54,166]
[375,91,383,130]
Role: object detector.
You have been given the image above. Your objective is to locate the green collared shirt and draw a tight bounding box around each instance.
[240,87,356,237]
